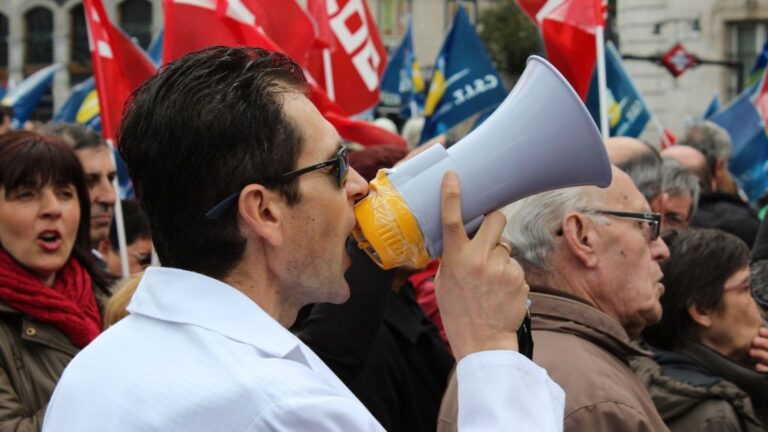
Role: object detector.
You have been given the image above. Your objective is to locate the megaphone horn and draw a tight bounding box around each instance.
[352,55,613,269]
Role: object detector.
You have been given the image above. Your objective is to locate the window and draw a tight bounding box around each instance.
[0,13,8,84]
[119,0,152,49]
[729,21,768,98]
[24,7,54,70]
[70,3,92,85]
[379,0,410,45]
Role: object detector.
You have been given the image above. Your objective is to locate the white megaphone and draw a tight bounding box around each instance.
[352,55,612,269]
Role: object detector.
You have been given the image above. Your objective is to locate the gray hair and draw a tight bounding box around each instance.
[662,158,700,215]
[501,186,600,271]
[617,151,662,203]
[679,120,732,171]
[40,122,106,151]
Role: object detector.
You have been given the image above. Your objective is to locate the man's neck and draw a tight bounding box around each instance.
[222,264,298,328]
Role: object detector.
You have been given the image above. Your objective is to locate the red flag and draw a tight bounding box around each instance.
[162,0,405,147]
[516,0,549,23]
[305,0,387,115]
[82,0,156,141]
[163,0,313,65]
[307,0,335,50]
[540,0,605,100]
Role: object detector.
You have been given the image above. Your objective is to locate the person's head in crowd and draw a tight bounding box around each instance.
[118,46,369,324]
[678,121,732,192]
[644,228,763,365]
[97,200,152,275]
[750,218,768,313]
[373,117,398,135]
[0,131,111,288]
[401,117,425,150]
[103,271,143,328]
[660,158,700,231]
[0,105,13,135]
[606,137,665,214]
[502,166,670,339]
[40,123,117,246]
[661,144,713,193]
[348,145,408,183]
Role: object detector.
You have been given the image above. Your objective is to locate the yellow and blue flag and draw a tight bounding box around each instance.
[748,40,768,88]
[52,77,101,131]
[420,5,506,144]
[585,41,650,138]
[380,19,425,118]
[1,64,59,128]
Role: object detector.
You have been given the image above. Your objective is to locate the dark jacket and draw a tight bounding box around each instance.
[691,192,760,247]
[0,305,83,432]
[633,343,767,431]
[294,242,454,431]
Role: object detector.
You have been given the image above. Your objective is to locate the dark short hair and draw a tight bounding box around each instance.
[0,106,13,123]
[617,149,662,203]
[643,228,749,350]
[108,200,150,250]
[0,131,112,293]
[39,122,106,151]
[118,46,308,279]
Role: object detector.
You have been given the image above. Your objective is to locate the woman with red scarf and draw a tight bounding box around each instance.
[0,131,113,431]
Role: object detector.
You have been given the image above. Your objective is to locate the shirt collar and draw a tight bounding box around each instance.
[127,267,301,359]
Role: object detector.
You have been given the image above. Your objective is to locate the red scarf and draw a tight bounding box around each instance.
[0,249,102,348]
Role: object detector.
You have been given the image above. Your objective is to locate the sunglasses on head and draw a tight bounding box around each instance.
[205,147,349,220]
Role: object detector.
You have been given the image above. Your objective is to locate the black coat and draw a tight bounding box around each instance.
[691,192,760,247]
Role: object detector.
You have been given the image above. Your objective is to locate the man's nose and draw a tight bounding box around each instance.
[346,168,369,202]
[651,236,670,261]
[95,176,117,206]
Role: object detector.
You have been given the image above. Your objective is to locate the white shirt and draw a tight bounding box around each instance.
[43,267,564,431]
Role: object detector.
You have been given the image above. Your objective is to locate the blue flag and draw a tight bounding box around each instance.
[701,93,720,119]
[53,77,95,123]
[419,6,507,144]
[380,20,425,118]
[749,40,768,87]
[711,81,768,200]
[147,28,164,66]
[1,64,59,128]
[585,42,650,138]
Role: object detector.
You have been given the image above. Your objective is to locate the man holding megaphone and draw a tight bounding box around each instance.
[43,47,565,431]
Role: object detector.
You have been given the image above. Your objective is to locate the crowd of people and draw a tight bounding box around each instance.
[0,46,766,431]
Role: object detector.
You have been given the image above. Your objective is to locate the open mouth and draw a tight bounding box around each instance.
[37,231,63,252]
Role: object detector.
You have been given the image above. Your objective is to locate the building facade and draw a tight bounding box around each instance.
[617,0,768,138]
[0,0,496,121]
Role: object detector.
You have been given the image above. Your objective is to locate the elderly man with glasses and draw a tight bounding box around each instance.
[439,166,671,432]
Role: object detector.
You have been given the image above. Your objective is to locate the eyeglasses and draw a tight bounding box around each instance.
[586,209,661,241]
[205,147,349,220]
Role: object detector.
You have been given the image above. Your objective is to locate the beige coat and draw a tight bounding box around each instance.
[438,288,668,432]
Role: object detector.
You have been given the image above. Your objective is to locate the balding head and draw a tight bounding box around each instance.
[661,145,712,192]
[606,137,653,166]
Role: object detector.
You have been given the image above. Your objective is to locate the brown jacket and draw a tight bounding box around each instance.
[438,287,668,432]
[0,302,95,432]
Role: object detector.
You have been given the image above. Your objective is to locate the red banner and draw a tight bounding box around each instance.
[82,0,156,142]
[162,0,404,147]
[305,0,387,115]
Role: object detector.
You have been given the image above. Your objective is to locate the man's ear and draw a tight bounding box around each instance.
[688,304,713,329]
[97,238,112,257]
[561,213,598,268]
[237,184,285,247]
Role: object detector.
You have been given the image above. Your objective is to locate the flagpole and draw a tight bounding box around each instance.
[596,26,609,139]
[107,139,130,279]
[323,48,335,101]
